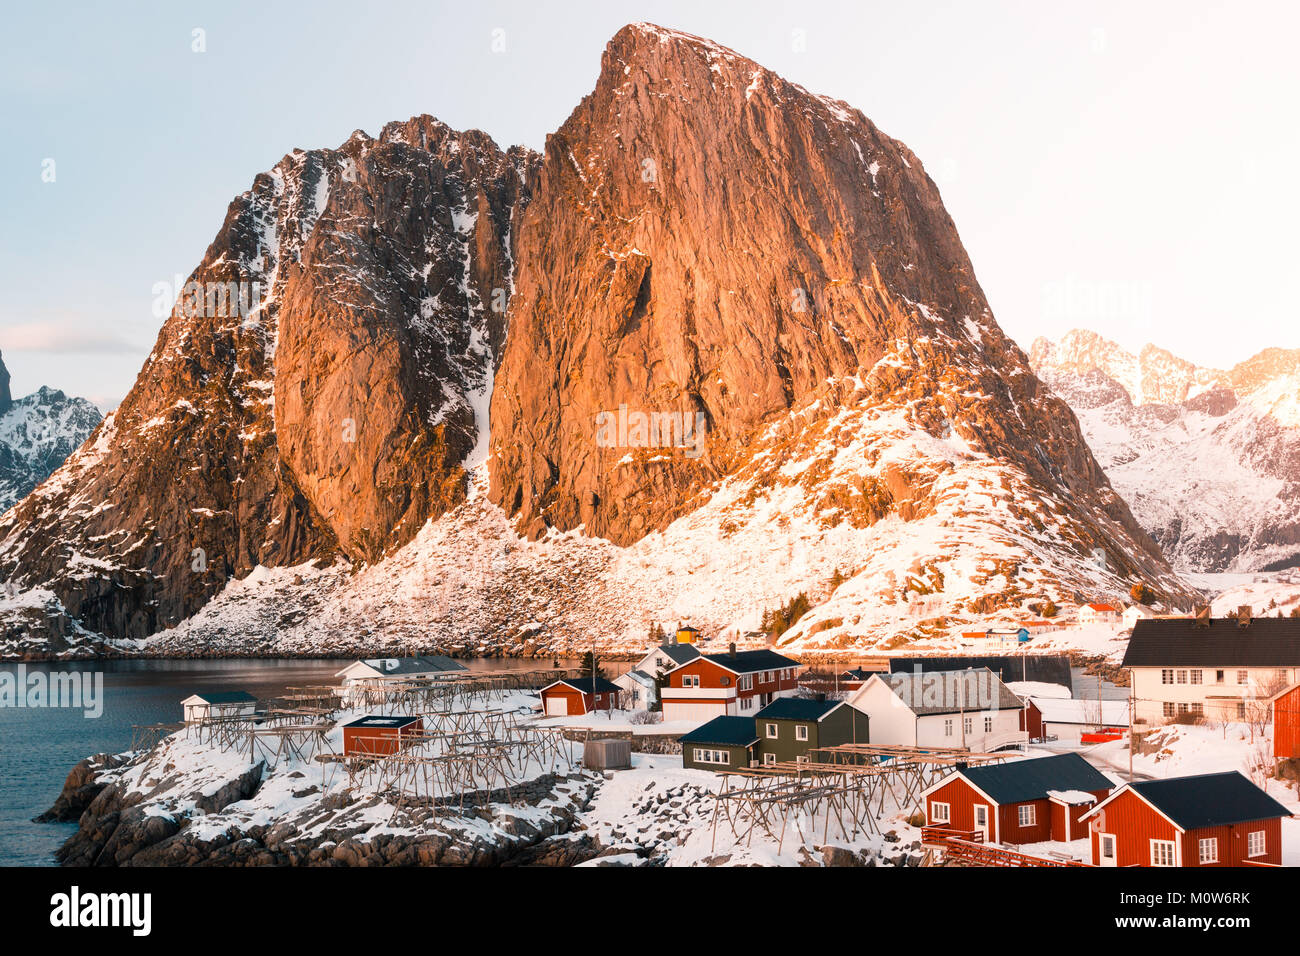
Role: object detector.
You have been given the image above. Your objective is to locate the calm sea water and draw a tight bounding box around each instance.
[0,657,594,867]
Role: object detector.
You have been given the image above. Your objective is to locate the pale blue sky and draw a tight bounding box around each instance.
[3,0,1297,407]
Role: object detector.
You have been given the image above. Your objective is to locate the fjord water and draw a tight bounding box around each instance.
[0,658,562,866]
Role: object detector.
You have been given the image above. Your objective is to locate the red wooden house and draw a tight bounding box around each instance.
[540,676,620,716]
[342,714,424,756]
[1273,681,1300,762]
[922,753,1113,845]
[1082,771,1291,867]
[660,647,800,723]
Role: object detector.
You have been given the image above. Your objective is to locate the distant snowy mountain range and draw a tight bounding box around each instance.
[0,351,101,514]
[1030,330,1300,574]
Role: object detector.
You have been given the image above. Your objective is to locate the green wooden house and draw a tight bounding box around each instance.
[754,698,869,765]
[680,716,760,771]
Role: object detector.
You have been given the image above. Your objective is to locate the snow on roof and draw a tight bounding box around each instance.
[1006,681,1071,700]
[1047,789,1099,805]
[1030,696,1129,725]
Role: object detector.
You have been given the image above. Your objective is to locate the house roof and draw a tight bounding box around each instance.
[1121,617,1300,668]
[619,668,655,686]
[1085,772,1291,830]
[697,649,800,675]
[954,753,1112,806]
[872,668,1023,716]
[755,698,844,721]
[545,675,621,694]
[679,716,760,748]
[1029,696,1129,726]
[338,656,468,678]
[183,690,256,705]
[343,714,422,729]
[659,643,703,665]
[1087,603,1119,612]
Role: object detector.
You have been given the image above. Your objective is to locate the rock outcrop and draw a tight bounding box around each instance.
[1,24,1196,656]
[0,120,535,639]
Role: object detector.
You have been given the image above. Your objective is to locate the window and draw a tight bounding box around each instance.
[737,675,753,691]
[1176,670,1188,684]
[765,722,778,739]
[963,717,973,735]
[1018,805,1036,827]
[1237,702,1246,719]
[931,802,950,823]
[795,725,809,741]
[1161,669,1175,685]
[1248,831,1266,857]
[693,748,730,766]
[944,719,953,737]
[763,752,776,766]
[1198,837,1218,863]
[1163,702,1176,718]
[761,671,772,683]
[1216,670,1225,683]
[795,755,809,764]
[984,716,993,733]
[1189,702,1203,716]
[1237,670,1249,685]
[1190,670,1202,685]
[682,674,700,688]
[1151,840,1176,866]
[739,696,754,712]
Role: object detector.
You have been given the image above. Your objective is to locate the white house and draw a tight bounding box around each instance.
[1123,611,1300,725]
[336,656,468,686]
[1079,603,1120,625]
[181,690,257,723]
[1122,605,1155,629]
[844,668,1028,752]
[614,642,701,710]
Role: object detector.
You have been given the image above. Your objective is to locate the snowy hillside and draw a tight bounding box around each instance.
[1031,330,1300,573]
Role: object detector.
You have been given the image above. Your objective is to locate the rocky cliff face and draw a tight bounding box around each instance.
[1,25,1196,657]
[0,352,102,513]
[0,119,535,640]
[1031,330,1300,573]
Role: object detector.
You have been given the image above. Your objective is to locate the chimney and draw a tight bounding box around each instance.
[728,642,737,658]
[1237,605,1252,628]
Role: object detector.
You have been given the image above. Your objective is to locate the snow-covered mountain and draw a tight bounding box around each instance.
[0,25,1197,660]
[0,351,102,513]
[1030,329,1300,573]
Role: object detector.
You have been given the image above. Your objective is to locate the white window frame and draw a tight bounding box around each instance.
[1190,670,1202,685]
[1176,670,1188,685]
[763,752,776,766]
[1018,804,1036,827]
[765,722,778,739]
[739,696,754,712]
[737,674,753,691]
[692,748,730,766]
[682,674,700,688]
[1237,670,1249,685]
[944,718,953,737]
[1161,669,1174,685]
[1198,837,1218,864]
[1248,830,1266,858]
[931,802,951,824]
[984,716,993,733]
[963,716,972,735]
[1150,839,1176,867]
[795,724,809,741]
